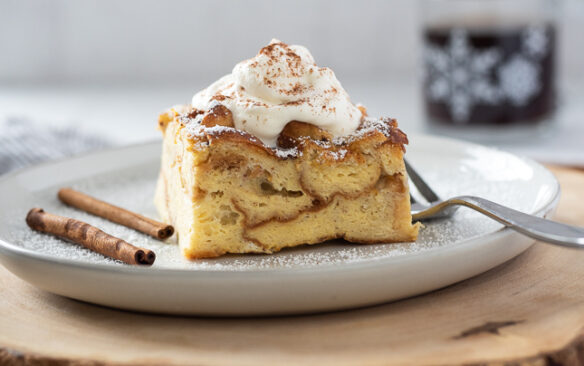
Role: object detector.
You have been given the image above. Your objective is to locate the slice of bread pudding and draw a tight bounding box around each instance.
[155,105,419,259]
[155,39,418,259]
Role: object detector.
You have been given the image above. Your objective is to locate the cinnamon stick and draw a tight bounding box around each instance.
[26,208,156,266]
[57,188,173,240]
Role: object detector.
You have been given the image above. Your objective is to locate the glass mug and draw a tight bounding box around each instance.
[421,0,557,129]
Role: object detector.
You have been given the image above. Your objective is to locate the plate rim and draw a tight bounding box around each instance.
[0,135,561,276]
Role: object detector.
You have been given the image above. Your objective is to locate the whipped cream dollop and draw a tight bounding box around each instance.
[191,39,362,147]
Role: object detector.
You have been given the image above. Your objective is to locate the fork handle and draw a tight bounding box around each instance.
[434,196,584,248]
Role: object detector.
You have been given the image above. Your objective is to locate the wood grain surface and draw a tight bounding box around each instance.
[1,165,584,366]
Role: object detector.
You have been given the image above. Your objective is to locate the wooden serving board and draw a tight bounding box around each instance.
[1,165,584,366]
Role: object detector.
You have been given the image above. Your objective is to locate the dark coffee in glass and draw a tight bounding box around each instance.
[421,0,557,127]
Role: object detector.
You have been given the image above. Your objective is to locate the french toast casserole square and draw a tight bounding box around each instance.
[155,104,418,259]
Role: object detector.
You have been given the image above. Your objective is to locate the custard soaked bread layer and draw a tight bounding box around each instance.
[155,106,419,259]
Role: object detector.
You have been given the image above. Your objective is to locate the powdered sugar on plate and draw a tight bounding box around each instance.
[0,139,551,272]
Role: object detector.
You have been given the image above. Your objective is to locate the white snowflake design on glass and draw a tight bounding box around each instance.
[522,25,549,59]
[425,29,501,123]
[424,27,549,123]
[498,55,541,106]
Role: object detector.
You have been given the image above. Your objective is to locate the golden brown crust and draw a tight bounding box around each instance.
[201,104,234,128]
[183,248,220,260]
[168,104,410,164]
[382,118,409,148]
[277,121,333,148]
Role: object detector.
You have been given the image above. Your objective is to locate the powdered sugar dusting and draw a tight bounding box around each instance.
[186,123,238,139]
[272,146,301,159]
[0,145,542,271]
[333,117,392,145]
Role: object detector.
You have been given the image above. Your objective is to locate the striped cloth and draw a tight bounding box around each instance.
[0,118,112,175]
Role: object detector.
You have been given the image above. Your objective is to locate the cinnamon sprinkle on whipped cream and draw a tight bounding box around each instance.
[191,39,362,147]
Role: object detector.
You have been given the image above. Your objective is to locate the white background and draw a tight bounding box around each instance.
[1,0,583,163]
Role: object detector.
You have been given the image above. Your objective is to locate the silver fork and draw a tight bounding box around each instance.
[405,159,584,248]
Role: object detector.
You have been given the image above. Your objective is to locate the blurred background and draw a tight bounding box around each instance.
[1,0,583,173]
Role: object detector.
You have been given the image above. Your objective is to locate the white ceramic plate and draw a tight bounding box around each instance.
[0,135,559,316]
